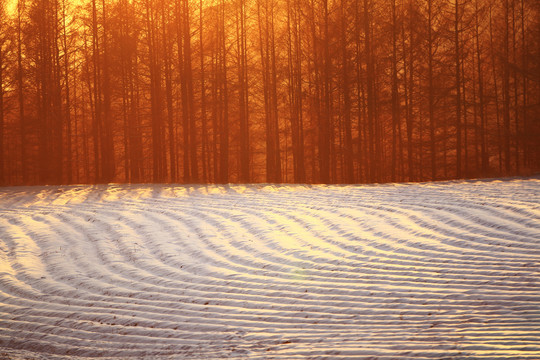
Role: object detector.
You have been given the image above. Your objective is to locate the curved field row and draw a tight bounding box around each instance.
[0,178,539,359]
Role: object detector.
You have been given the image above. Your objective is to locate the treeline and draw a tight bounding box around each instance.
[0,0,539,185]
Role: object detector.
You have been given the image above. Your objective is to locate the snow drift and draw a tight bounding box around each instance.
[0,178,539,359]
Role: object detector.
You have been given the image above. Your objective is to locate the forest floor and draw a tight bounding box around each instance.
[0,178,539,359]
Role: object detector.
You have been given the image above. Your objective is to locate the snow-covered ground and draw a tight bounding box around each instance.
[0,178,539,359]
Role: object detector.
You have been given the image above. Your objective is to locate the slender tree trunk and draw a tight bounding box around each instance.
[402,2,414,181]
[17,0,27,183]
[54,0,64,184]
[503,0,511,173]
[61,0,72,184]
[162,0,176,182]
[237,0,250,182]
[120,23,130,182]
[391,0,400,182]
[455,0,462,178]
[0,26,4,184]
[363,0,376,182]
[146,0,165,182]
[219,0,229,183]
[520,0,528,169]
[471,21,479,174]
[83,29,94,182]
[211,47,219,182]
[341,0,354,183]
[183,0,198,182]
[475,0,487,175]
[354,0,367,182]
[101,0,114,182]
[489,4,502,173]
[73,75,80,183]
[309,0,322,182]
[294,0,305,183]
[286,0,300,182]
[91,0,102,182]
[319,0,331,183]
[200,0,209,182]
[461,25,469,178]
[511,0,519,173]
[259,0,280,183]
[428,0,436,180]
[176,0,190,181]
[270,0,281,183]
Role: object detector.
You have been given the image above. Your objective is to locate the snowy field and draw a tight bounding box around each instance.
[0,178,539,359]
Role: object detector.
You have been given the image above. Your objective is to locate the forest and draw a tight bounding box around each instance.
[0,0,538,185]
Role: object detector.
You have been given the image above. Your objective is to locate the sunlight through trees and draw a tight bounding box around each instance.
[0,0,538,185]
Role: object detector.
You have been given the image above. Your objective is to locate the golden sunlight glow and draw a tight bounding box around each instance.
[0,0,537,186]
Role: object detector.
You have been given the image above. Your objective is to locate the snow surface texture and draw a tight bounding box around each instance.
[0,179,539,359]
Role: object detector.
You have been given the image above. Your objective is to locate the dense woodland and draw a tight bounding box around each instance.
[0,0,538,185]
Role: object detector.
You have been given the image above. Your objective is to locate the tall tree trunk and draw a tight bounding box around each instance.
[341,0,354,183]
[53,0,63,184]
[91,0,102,182]
[461,24,468,178]
[199,0,209,182]
[318,0,331,183]
[211,47,219,182]
[146,0,165,182]
[428,0,436,180]
[455,0,462,178]
[237,0,250,182]
[62,0,72,184]
[402,1,414,181]
[101,0,114,182]
[520,0,529,169]
[219,0,229,183]
[259,0,280,183]
[475,0,487,175]
[391,0,399,182]
[17,0,27,184]
[162,0,176,182]
[270,0,281,183]
[489,4,502,173]
[286,0,305,183]
[511,0,519,173]
[183,0,198,182]
[119,24,130,182]
[503,0,511,173]
[355,0,367,182]
[176,0,189,181]
[0,20,4,185]
[363,0,376,182]
[308,0,322,182]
